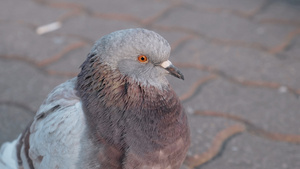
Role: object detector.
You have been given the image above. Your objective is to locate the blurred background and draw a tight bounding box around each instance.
[1,0,300,168]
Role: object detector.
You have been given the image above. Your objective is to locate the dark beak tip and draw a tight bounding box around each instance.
[177,72,184,80]
[165,64,185,80]
[175,68,184,80]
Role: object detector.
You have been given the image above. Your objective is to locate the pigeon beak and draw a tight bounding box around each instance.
[160,60,184,80]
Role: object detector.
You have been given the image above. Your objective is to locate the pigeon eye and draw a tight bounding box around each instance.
[137,55,148,63]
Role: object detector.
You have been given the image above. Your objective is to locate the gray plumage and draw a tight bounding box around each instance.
[90,28,172,89]
[0,28,190,169]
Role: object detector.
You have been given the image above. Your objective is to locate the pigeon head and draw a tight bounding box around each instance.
[88,28,184,88]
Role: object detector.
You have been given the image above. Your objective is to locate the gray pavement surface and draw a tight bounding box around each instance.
[1,0,300,168]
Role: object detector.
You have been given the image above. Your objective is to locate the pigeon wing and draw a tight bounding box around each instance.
[23,78,86,169]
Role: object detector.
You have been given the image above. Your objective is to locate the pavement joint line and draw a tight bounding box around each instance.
[36,41,87,67]
[31,0,181,27]
[184,110,300,168]
[184,124,245,168]
[141,0,182,27]
[171,35,196,52]
[179,75,218,102]
[267,27,300,55]
[181,0,270,20]
[194,110,300,145]
[174,62,300,97]
[152,24,272,52]
[258,18,300,26]
[0,54,79,78]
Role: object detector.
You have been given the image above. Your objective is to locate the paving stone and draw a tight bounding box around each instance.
[155,6,296,48]
[255,0,300,21]
[0,59,67,110]
[58,0,170,20]
[187,113,237,156]
[0,0,65,25]
[200,133,300,169]
[0,105,33,144]
[58,15,137,42]
[185,78,300,135]
[183,0,265,12]
[0,22,77,62]
[173,38,300,89]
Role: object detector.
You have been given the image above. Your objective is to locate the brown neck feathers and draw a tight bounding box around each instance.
[76,54,189,168]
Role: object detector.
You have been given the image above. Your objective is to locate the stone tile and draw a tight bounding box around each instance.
[0,59,67,111]
[185,78,300,135]
[57,0,170,20]
[255,0,300,21]
[0,105,33,144]
[201,133,300,169]
[187,113,237,155]
[0,22,77,62]
[155,6,296,47]
[0,0,65,25]
[58,15,138,41]
[183,0,265,12]
[173,39,300,89]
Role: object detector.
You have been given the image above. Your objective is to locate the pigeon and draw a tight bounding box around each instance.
[0,28,190,169]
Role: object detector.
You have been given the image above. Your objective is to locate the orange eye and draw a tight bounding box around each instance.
[137,55,148,63]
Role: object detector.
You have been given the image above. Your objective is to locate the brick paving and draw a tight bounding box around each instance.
[1,0,300,168]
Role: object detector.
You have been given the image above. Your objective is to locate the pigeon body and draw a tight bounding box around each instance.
[0,28,190,169]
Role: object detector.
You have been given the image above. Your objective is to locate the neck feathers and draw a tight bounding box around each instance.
[76,55,189,168]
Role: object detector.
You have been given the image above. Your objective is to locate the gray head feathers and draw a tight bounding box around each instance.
[90,28,171,67]
[87,28,175,89]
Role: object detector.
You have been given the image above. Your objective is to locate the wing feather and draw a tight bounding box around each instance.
[28,78,86,169]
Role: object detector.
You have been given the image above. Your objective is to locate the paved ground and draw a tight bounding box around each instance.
[1,0,300,168]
